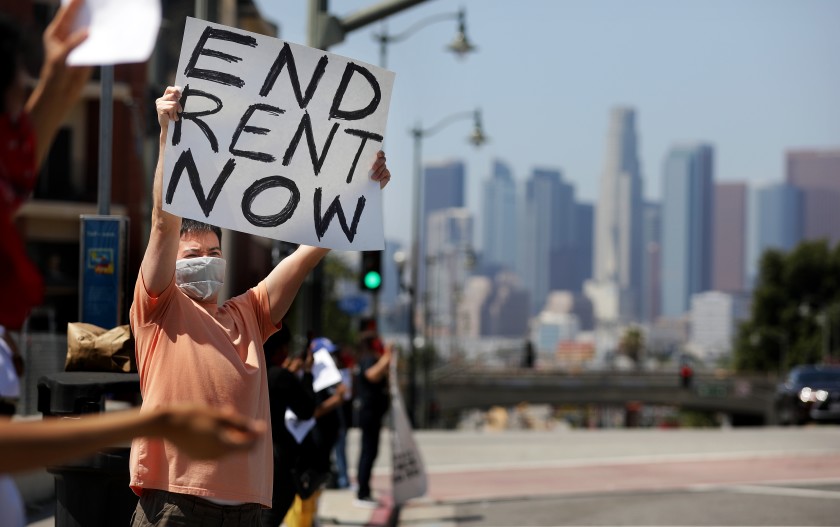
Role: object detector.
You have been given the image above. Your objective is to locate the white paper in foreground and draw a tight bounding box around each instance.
[62,0,161,66]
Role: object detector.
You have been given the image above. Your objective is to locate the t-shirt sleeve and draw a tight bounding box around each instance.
[248,281,278,343]
[130,268,176,329]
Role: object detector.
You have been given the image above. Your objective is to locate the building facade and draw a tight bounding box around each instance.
[661,143,714,317]
[589,107,644,323]
[713,182,747,293]
[786,149,840,246]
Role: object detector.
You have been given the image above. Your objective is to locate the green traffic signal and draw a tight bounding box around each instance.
[360,250,382,292]
[363,270,382,290]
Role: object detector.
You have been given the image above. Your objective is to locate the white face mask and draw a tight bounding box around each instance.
[175,256,226,303]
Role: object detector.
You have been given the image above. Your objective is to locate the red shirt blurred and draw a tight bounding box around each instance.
[0,111,43,329]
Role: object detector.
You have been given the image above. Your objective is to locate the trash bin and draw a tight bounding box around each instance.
[38,371,141,527]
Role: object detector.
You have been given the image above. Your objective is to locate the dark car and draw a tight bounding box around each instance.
[774,365,840,425]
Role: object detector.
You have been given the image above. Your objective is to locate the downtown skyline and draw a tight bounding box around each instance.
[255,0,840,250]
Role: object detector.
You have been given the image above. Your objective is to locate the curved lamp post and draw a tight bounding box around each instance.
[373,9,476,68]
[407,109,486,427]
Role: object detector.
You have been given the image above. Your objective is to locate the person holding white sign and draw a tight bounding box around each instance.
[128,86,391,527]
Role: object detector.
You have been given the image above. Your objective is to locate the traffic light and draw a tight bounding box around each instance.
[360,250,382,292]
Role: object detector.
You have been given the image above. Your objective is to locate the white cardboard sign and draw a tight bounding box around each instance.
[163,17,394,250]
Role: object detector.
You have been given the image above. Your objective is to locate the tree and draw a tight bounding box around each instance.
[619,326,645,367]
[733,240,840,373]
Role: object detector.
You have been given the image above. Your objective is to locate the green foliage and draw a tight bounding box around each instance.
[320,255,358,346]
[618,326,645,365]
[734,240,840,373]
[284,254,361,347]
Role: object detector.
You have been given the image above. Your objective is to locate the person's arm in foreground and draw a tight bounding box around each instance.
[263,152,392,325]
[25,0,91,168]
[140,87,184,296]
[0,404,265,474]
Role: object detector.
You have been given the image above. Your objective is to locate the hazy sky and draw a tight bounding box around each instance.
[253,0,840,249]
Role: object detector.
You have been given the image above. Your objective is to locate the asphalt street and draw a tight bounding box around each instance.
[20,425,840,526]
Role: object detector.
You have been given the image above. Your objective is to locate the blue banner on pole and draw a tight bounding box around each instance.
[80,216,128,329]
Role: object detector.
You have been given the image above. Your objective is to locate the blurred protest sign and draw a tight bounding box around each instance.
[63,0,161,65]
[163,17,394,250]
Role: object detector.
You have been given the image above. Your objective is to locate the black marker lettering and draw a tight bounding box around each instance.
[260,42,328,109]
[165,149,236,217]
[343,128,383,183]
[184,27,257,88]
[229,103,285,162]
[313,188,366,242]
[282,112,339,175]
[241,176,300,227]
[174,85,223,153]
[329,63,381,121]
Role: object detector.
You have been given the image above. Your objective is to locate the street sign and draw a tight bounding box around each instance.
[338,295,369,315]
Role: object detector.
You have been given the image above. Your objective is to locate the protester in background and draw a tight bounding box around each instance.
[680,362,694,389]
[129,87,392,526]
[284,337,346,527]
[0,0,92,330]
[354,334,391,507]
[331,343,355,489]
[261,327,316,527]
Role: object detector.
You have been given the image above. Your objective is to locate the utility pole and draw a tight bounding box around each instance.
[301,0,428,337]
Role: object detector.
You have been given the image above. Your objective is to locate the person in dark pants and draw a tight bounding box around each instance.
[354,335,391,507]
[261,327,316,527]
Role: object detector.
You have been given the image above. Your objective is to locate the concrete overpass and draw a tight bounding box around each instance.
[428,367,779,425]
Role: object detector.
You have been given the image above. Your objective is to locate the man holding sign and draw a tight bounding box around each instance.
[128,85,391,526]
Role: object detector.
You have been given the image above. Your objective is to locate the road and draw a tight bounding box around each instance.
[319,425,840,526]
[20,425,840,526]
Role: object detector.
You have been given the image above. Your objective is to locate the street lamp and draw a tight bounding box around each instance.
[373,9,476,68]
[407,109,486,427]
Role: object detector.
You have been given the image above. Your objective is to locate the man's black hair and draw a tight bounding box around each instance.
[180,218,222,244]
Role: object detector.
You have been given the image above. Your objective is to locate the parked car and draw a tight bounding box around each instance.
[775,365,840,425]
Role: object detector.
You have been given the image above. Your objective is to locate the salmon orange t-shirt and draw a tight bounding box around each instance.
[128,271,276,507]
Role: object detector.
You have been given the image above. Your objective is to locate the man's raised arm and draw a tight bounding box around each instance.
[140,87,184,297]
[263,151,392,326]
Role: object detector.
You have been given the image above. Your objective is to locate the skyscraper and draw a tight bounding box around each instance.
[482,159,517,272]
[713,182,747,293]
[420,160,466,316]
[641,202,662,323]
[426,207,474,354]
[747,182,802,285]
[786,149,840,246]
[661,143,714,317]
[588,107,644,323]
[521,168,576,313]
[574,202,594,292]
